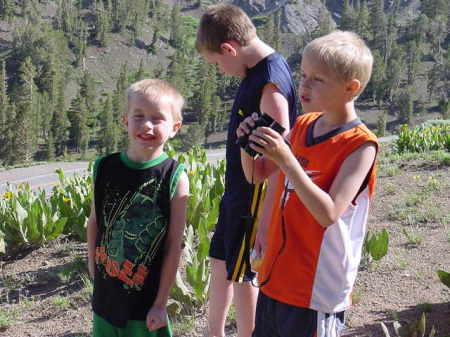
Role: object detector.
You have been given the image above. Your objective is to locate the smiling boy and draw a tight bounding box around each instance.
[87,79,189,337]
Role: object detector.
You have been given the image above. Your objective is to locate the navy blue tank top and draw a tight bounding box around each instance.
[219,52,298,224]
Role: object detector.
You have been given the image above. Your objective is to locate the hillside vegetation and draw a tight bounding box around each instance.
[0,0,448,167]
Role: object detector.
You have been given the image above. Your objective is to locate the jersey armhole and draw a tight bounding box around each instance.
[170,163,186,200]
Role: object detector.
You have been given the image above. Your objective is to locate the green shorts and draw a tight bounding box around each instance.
[93,313,172,337]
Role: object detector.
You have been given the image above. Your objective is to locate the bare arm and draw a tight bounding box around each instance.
[86,201,97,279]
[146,171,189,331]
[240,83,290,183]
[253,172,278,256]
[248,127,377,227]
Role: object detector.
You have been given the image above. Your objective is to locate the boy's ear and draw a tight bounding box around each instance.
[346,79,361,98]
[122,114,128,126]
[170,121,182,138]
[220,42,238,56]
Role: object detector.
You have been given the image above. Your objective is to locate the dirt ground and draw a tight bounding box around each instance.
[1,149,449,337]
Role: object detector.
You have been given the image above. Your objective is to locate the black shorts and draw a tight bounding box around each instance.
[209,212,256,282]
[253,292,346,337]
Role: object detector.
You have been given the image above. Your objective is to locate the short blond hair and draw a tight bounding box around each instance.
[127,79,184,121]
[304,31,373,95]
[196,4,257,53]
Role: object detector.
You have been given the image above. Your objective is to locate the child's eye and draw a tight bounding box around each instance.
[314,77,323,82]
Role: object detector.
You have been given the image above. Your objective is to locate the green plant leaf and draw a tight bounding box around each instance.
[437,270,450,288]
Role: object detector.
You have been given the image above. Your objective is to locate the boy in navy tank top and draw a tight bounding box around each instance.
[86,79,189,337]
[196,4,298,337]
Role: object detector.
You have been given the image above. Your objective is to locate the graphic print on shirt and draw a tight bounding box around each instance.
[95,178,166,291]
[283,155,321,206]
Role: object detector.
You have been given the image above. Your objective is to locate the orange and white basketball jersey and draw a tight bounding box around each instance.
[259,112,378,314]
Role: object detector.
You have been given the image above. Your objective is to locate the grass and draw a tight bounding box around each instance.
[0,308,16,330]
[52,296,71,310]
[403,227,424,246]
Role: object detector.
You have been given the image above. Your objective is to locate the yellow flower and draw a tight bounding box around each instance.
[2,191,13,199]
[63,197,71,204]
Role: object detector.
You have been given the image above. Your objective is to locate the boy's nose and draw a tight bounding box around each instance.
[142,120,153,130]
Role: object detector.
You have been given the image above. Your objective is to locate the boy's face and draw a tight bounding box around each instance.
[202,43,246,78]
[124,94,181,158]
[298,53,351,114]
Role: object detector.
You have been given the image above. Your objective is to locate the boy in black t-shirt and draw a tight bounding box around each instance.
[86,79,189,337]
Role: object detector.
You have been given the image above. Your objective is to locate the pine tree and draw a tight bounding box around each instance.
[135,58,145,82]
[45,130,56,161]
[405,40,421,85]
[385,44,403,102]
[67,93,89,153]
[52,82,69,157]
[97,94,117,154]
[95,0,110,47]
[340,0,356,31]
[376,110,386,137]
[3,103,18,165]
[369,0,386,54]
[13,57,38,163]
[112,64,129,151]
[356,0,370,42]
[169,2,182,49]
[397,89,413,125]
[0,60,8,137]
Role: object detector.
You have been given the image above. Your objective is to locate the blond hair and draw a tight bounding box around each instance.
[304,31,373,95]
[127,79,184,121]
[196,4,257,53]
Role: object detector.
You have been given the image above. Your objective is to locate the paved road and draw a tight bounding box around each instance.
[0,134,397,194]
[0,149,227,194]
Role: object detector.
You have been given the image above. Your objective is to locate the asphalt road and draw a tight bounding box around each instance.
[0,135,397,194]
[0,149,227,194]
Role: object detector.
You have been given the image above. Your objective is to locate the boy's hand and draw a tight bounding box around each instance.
[146,305,168,331]
[236,113,259,138]
[253,224,267,256]
[249,127,291,163]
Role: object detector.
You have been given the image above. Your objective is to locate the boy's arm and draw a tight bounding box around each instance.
[86,201,97,279]
[240,83,290,183]
[146,171,189,331]
[248,127,377,227]
[253,172,277,256]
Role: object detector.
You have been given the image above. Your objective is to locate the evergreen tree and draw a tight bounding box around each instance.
[397,89,413,125]
[369,0,386,55]
[315,8,333,38]
[376,110,386,137]
[0,60,8,137]
[3,103,19,165]
[13,56,37,163]
[0,0,14,21]
[67,93,89,153]
[405,39,421,85]
[45,130,56,161]
[385,44,403,102]
[135,58,145,82]
[340,0,356,31]
[169,2,182,49]
[0,60,9,160]
[356,0,370,42]
[51,82,69,157]
[112,64,129,150]
[95,0,110,47]
[97,94,117,154]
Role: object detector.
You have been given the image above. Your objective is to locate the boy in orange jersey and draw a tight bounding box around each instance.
[238,31,378,337]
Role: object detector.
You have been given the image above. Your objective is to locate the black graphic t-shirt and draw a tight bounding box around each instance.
[92,152,185,328]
